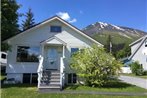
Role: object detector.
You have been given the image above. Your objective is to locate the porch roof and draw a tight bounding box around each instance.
[40,36,67,45]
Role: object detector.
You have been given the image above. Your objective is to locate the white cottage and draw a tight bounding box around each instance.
[129,35,147,70]
[4,16,103,90]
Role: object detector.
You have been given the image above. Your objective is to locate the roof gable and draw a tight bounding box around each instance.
[40,36,66,45]
[129,35,147,60]
[4,16,103,46]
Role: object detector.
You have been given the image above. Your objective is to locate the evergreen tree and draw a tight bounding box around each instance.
[22,8,35,30]
[1,0,20,41]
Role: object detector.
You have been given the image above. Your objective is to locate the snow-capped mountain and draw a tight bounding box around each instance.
[83,22,146,39]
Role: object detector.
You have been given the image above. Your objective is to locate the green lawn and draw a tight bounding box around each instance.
[1,82,147,98]
[1,74,147,98]
[120,73,147,79]
[65,81,147,93]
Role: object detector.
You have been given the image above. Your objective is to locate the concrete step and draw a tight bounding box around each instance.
[40,83,60,87]
[39,87,61,93]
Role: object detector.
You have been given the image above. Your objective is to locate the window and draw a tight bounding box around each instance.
[71,48,79,55]
[23,73,31,83]
[17,46,40,62]
[50,26,61,32]
[32,73,38,83]
[68,73,77,84]
[1,53,6,59]
[145,40,147,47]
[23,73,38,84]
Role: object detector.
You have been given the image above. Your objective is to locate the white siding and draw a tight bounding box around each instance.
[131,42,140,54]
[132,39,147,70]
[6,19,99,75]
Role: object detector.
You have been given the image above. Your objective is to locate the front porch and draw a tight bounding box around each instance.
[37,36,66,91]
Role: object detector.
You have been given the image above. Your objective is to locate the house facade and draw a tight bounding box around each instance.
[129,35,147,70]
[5,16,103,90]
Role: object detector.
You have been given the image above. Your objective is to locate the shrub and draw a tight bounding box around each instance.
[70,45,122,87]
[143,70,147,75]
[130,61,143,76]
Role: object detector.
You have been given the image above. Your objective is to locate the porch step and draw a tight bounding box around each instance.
[39,70,61,91]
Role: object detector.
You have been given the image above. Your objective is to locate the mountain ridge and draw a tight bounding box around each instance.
[83,22,146,45]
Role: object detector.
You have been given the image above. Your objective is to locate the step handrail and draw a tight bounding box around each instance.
[60,57,65,89]
[37,55,44,88]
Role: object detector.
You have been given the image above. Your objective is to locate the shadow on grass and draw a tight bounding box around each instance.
[101,81,134,88]
[64,80,135,90]
[1,83,37,89]
[64,84,79,90]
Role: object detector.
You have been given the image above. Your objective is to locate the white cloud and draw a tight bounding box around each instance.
[69,18,77,23]
[56,12,77,23]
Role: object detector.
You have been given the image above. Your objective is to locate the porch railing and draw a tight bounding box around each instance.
[37,55,44,88]
[60,57,65,89]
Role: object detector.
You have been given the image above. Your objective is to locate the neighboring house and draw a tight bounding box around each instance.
[129,35,147,70]
[0,51,7,66]
[4,16,103,90]
[120,57,132,73]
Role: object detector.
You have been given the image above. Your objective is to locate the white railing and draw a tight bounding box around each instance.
[37,55,44,88]
[60,57,65,89]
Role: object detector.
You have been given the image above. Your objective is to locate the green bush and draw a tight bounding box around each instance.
[130,61,143,76]
[70,45,122,87]
[143,70,147,75]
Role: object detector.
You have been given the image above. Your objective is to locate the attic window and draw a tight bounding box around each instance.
[50,26,61,32]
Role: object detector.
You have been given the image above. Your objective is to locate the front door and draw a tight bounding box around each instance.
[46,48,58,70]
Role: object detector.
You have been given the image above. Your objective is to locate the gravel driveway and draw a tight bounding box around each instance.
[119,75,147,89]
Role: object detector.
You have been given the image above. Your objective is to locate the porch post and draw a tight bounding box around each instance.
[41,44,44,57]
[62,45,65,58]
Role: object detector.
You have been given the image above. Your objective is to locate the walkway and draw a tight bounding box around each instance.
[119,75,147,89]
[39,90,147,96]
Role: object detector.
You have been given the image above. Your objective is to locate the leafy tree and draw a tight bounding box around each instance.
[70,45,122,87]
[116,43,131,59]
[22,8,35,30]
[1,0,20,41]
[130,61,143,76]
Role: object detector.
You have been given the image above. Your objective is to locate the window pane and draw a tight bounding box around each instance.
[145,40,147,47]
[71,48,79,55]
[73,73,77,83]
[23,73,31,83]
[1,54,6,59]
[50,26,61,32]
[68,73,72,83]
[32,73,38,83]
[17,46,39,62]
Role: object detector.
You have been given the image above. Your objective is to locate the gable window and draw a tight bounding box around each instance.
[50,26,61,32]
[71,48,79,55]
[17,46,40,62]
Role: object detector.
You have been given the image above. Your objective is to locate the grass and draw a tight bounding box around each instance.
[64,81,147,93]
[1,81,147,98]
[1,74,147,98]
[1,84,147,98]
[120,73,147,79]
[0,74,6,81]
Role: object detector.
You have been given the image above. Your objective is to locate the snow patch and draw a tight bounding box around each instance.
[111,24,125,31]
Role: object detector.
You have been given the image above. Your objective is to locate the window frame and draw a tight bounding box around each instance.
[16,45,40,63]
[67,73,77,84]
[50,26,62,33]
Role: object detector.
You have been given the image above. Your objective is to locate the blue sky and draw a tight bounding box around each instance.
[17,0,147,32]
